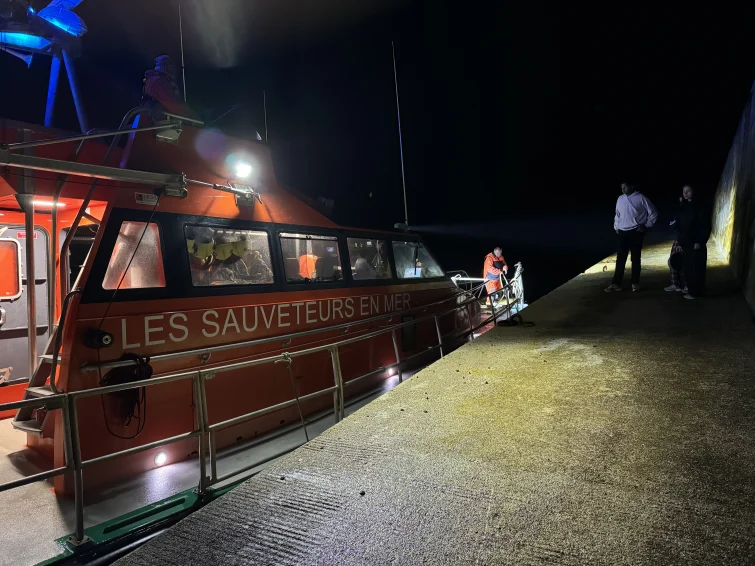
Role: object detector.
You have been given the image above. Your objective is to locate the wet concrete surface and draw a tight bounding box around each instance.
[117,241,755,565]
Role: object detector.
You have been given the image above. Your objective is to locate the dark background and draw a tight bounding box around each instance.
[2,1,752,300]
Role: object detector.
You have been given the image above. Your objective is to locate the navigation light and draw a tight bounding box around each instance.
[235,162,252,179]
[154,451,168,467]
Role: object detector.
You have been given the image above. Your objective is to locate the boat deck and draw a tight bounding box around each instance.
[0,375,405,566]
[116,241,755,565]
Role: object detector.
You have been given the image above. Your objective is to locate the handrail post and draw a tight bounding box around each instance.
[66,396,89,546]
[391,329,402,383]
[209,430,218,484]
[20,192,38,382]
[330,346,345,420]
[433,315,444,358]
[490,292,500,326]
[329,347,343,422]
[61,396,74,474]
[194,373,208,495]
[197,371,214,485]
[466,303,475,340]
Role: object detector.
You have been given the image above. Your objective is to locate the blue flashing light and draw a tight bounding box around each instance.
[28,6,36,14]
[38,8,87,37]
[0,32,51,50]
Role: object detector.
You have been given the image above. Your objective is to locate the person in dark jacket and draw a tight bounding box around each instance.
[665,191,689,293]
[675,185,711,300]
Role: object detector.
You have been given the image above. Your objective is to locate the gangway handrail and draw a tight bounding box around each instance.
[48,290,81,394]
[0,271,522,549]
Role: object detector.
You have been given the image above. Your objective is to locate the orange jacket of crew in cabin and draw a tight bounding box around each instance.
[483,252,507,295]
[299,254,318,278]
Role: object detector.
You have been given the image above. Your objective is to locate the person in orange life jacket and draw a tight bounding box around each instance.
[484,247,508,302]
[298,253,318,279]
[143,56,199,120]
[605,181,658,292]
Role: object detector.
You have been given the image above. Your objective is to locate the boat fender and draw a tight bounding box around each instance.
[84,327,114,349]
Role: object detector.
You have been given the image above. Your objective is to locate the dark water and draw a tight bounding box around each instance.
[419,206,678,304]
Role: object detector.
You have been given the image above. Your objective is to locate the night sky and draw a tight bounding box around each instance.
[2,1,753,299]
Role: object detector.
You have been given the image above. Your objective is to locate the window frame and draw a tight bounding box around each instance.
[278,231,345,285]
[183,224,275,288]
[0,237,23,301]
[391,239,445,280]
[101,220,167,291]
[80,207,447,305]
[346,237,393,281]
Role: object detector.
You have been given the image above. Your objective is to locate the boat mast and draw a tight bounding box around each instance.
[263,90,269,142]
[179,3,187,102]
[392,41,409,228]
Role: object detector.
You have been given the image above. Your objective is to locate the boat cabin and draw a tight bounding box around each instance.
[0,114,477,494]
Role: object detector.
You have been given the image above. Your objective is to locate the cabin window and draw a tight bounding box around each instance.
[102,222,166,290]
[0,239,22,300]
[347,238,392,280]
[392,241,444,279]
[184,226,274,287]
[280,233,342,283]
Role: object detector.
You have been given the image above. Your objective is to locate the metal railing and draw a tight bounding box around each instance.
[0,395,72,492]
[0,274,524,549]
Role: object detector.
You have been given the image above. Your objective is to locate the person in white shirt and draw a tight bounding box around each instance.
[605,181,658,292]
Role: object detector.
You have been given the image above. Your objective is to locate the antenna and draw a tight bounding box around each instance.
[392,41,409,228]
[263,89,268,142]
[179,3,187,102]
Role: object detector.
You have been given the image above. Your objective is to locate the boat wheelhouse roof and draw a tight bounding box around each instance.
[0,119,343,228]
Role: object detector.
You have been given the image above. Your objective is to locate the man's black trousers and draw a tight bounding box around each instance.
[612,229,645,286]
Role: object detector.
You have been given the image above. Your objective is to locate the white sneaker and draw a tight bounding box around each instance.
[682,287,689,294]
[683,294,698,300]
[632,284,640,292]
[604,284,622,293]
[664,285,681,292]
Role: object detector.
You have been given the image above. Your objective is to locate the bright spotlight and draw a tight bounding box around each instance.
[33,200,65,208]
[154,451,168,467]
[235,162,252,179]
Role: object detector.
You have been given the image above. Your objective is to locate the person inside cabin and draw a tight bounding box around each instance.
[315,245,341,280]
[143,55,199,120]
[209,233,249,284]
[248,250,273,283]
[484,247,508,303]
[298,251,318,279]
[353,250,377,280]
[186,226,215,286]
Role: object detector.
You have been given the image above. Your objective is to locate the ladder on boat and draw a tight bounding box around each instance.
[12,290,79,436]
[12,324,63,436]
